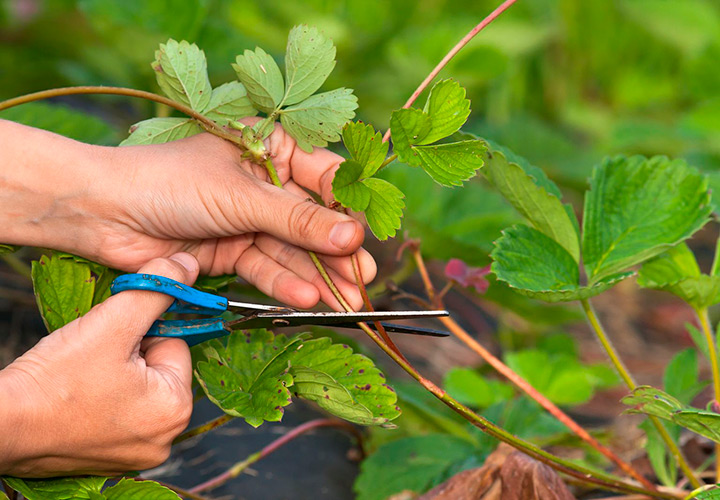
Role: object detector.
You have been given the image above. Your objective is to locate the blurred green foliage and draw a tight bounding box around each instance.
[1,0,718,260]
[2,0,718,169]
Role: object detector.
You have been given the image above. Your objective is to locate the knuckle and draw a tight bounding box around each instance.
[146,258,185,281]
[287,201,323,241]
[141,445,172,470]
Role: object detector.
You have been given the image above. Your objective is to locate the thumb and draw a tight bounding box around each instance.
[84,252,200,353]
[249,182,365,255]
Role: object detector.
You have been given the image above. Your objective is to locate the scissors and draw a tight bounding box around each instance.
[110,273,450,346]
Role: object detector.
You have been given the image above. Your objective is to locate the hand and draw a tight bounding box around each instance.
[95,120,375,310]
[0,253,199,477]
[0,119,376,310]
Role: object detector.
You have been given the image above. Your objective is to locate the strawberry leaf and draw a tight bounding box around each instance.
[638,243,720,309]
[284,25,336,106]
[342,121,389,177]
[194,330,302,427]
[420,79,471,145]
[332,160,372,211]
[203,81,257,125]
[281,336,400,425]
[233,47,285,113]
[152,39,212,111]
[484,147,580,262]
[363,178,405,240]
[583,155,711,284]
[120,117,201,146]
[491,225,633,302]
[279,88,358,152]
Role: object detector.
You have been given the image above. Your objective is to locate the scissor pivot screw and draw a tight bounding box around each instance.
[272,319,291,326]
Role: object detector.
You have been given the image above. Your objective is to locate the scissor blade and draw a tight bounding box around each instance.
[227,309,449,330]
[334,321,449,337]
[227,300,294,315]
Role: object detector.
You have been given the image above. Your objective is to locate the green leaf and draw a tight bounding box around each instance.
[443,368,514,408]
[332,160,371,211]
[623,386,684,420]
[687,322,712,361]
[362,178,405,240]
[342,121,389,178]
[194,330,301,427]
[623,386,720,443]
[491,224,632,303]
[283,25,336,106]
[3,477,107,500]
[484,147,579,262]
[353,435,476,500]
[279,88,358,152]
[281,336,400,425]
[152,39,212,111]
[672,410,720,443]
[390,108,432,167]
[582,156,711,284]
[0,244,19,254]
[504,350,596,406]
[233,47,285,113]
[0,491,7,500]
[120,117,202,146]
[663,348,706,406]
[692,486,720,499]
[194,274,237,293]
[412,140,486,187]
[290,367,374,424]
[481,138,563,198]
[420,79,471,144]
[0,102,118,145]
[31,254,96,332]
[638,244,720,309]
[103,479,180,499]
[639,418,677,487]
[203,82,257,125]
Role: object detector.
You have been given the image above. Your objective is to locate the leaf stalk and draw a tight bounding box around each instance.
[581,298,702,489]
[697,308,720,482]
[411,248,657,491]
[188,418,364,494]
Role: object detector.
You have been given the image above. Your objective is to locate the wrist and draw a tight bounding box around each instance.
[0,120,120,258]
[0,367,34,475]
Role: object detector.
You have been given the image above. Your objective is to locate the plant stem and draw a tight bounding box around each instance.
[581,299,701,489]
[0,86,249,151]
[357,305,675,498]
[410,250,656,491]
[377,153,398,171]
[697,308,720,483]
[189,418,364,493]
[1,254,31,279]
[173,414,235,445]
[152,480,213,500]
[351,253,408,362]
[260,158,661,496]
[382,0,519,141]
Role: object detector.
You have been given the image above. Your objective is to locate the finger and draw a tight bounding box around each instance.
[254,233,377,285]
[234,245,321,308]
[266,123,343,204]
[141,337,193,391]
[246,180,364,255]
[83,253,200,353]
[253,235,364,311]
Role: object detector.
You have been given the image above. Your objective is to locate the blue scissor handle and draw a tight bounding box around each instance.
[147,318,231,347]
[110,274,229,315]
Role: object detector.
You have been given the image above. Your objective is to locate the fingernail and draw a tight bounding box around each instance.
[329,221,357,250]
[169,253,197,273]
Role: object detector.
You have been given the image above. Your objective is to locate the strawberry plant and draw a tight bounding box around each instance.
[3,2,720,499]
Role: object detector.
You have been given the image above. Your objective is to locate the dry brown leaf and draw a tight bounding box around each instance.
[419,444,576,500]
